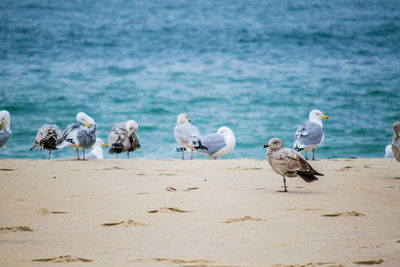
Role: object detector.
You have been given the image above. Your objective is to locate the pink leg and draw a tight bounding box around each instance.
[76,148,80,160]
[312,148,315,160]
[305,151,308,160]
[182,149,184,160]
[83,148,86,160]
[190,149,193,160]
[48,151,51,160]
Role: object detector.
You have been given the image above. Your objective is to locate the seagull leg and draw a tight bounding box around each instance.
[76,148,80,160]
[48,151,51,160]
[182,149,184,160]
[214,157,217,160]
[312,148,315,160]
[83,148,86,160]
[190,149,193,160]
[277,176,288,192]
[305,151,308,160]
[127,152,130,159]
[116,154,118,159]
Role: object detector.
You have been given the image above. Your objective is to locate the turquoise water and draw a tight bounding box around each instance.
[1,0,399,159]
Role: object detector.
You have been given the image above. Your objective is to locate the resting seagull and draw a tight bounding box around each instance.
[108,120,140,158]
[392,121,400,162]
[0,110,11,148]
[265,137,323,192]
[194,126,236,159]
[86,138,108,159]
[58,112,97,160]
[293,109,329,160]
[174,113,201,160]
[30,124,62,159]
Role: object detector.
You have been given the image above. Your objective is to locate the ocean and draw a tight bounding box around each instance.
[1,0,399,159]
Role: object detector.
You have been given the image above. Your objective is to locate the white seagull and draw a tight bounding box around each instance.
[265,137,323,192]
[30,124,62,159]
[293,109,329,160]
[58,112,97,160]
[194,126,236,159]
[108,120,140,158]
[174,113,201,160]
[86,138,108,159]
[0,110,11,148]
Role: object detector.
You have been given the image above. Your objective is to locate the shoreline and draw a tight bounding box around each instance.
[1,158,399,266]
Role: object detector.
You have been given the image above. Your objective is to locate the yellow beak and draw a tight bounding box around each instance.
[0,122,3,130]
[322,115,330,120]
[102,144,109,147]
[85,122,90,128]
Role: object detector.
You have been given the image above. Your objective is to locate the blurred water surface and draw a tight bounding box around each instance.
[1,0,399,159]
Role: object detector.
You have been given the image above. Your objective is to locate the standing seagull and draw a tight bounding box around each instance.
[293,109,329,160]
[265,137,323,192]
[174,113,201,160]
[30,124,62,159]
[194,126,236,159]
[86,138,108,159]
[108,120,140,158]
[392,121,400,162]
[58,112,97,160]
[0,110,11,148]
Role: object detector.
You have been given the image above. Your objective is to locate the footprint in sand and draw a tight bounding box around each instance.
[223,216,264,223]
[101,219,147,227]
[148,207,190,213]
[353,259,384,265]
[39,208,68,215]
[337,166,356,171]
[0,226,33,232]
[322,211,365,217]
[32,255,93,263]
[127,258,213,264]
[103,166,125,170]
[0,168,15,171]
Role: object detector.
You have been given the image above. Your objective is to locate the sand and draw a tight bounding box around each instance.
[0,158,399,266]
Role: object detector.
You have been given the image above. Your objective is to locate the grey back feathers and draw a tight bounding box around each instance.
[294,121,323,151]
[196,133,226,155]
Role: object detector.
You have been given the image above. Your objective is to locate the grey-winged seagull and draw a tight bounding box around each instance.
[174,113,201,160]
[194,126,236,159]
[265,137,323,192]
[293,109,329,160]
[86,138,108,159]
[58,112,97,160]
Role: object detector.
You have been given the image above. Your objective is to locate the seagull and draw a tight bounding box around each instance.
[30,124,62,159]
[392,121,400,162]
[108,120,140,158]
[265,137,323,192]
[86,138,108,159]
[194,126,236,159]
[58,112,97,160]
[293,109,329,160]
[385,144,394,158]
[0,110,11,148]
[174,113,201,160]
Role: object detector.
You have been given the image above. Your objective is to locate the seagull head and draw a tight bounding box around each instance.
[126,120,139,134]
[264,137,283,151]
[176,113,191,125]
[0,110,11,131]
[95,138,108,148]
[76,112,96,130]
[309,110,329,123]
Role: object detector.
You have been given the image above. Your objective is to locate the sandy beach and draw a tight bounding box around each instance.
[0,158,399,266]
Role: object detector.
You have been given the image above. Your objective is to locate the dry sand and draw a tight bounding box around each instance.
[0,158,399,266]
